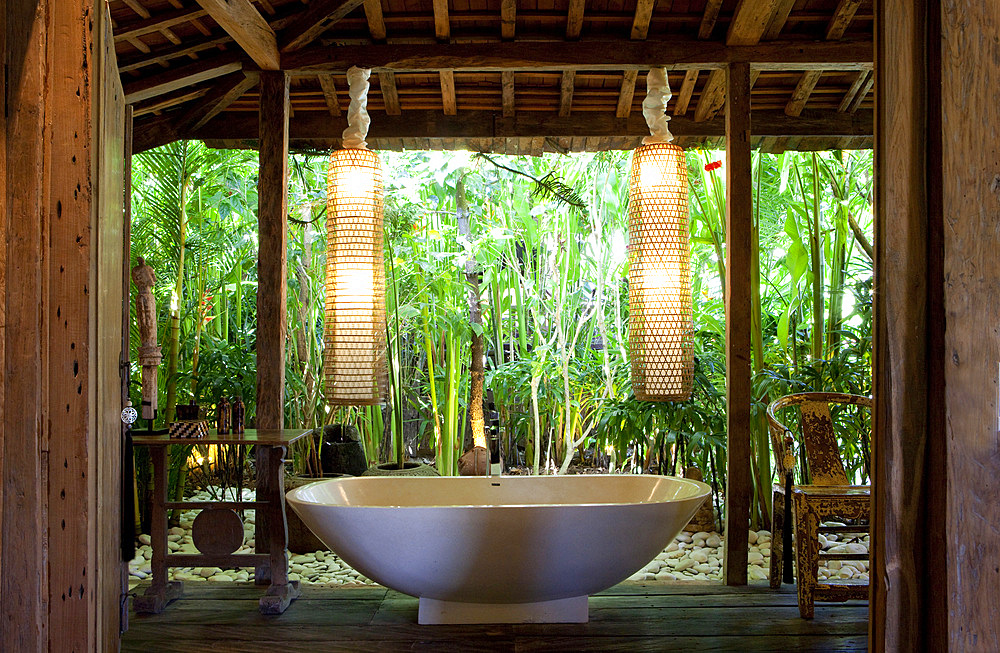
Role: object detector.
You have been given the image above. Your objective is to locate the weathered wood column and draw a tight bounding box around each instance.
[256,71,290,431]
[722,60,752,586]
[255,70,289,583]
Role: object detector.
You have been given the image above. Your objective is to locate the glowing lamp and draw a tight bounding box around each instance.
[324,67,387,406]
[627,69,694,401]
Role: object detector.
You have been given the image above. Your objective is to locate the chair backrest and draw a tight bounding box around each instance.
[766,392,872,486]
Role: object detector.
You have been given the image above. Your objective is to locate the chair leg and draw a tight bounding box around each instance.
[770,490,783,589]
[783,474,794,585]
[793,492,819,619]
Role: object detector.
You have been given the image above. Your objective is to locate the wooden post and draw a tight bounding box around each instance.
[255,70,289,586]
[256,70,289,431]
[723,61,752,586]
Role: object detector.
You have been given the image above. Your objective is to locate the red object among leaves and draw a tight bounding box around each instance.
[704,160,722,172]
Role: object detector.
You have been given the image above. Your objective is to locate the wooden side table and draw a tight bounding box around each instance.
[132,429,310,615]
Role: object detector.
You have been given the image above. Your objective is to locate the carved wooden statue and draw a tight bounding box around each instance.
[132,257,162,421]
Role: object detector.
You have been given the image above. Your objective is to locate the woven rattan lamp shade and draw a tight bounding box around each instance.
[627,142,694,401]
[324,147,387,406]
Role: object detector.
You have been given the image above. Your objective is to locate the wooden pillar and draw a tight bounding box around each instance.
[874,0,999,650]
[3,2,124,650]
[256,71,290,431]
[722,61,752,586]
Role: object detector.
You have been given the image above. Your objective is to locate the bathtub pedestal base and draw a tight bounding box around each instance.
[418,596,589,624]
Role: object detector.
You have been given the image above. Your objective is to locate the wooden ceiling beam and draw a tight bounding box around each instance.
[440,70,457,115]
[694,0,780,122]
[825,0,862,40]
[726,0,782,46]
[838,69,869,112]
[616,70,638,118]
[762,0,796,40]
[784,69,822,116]
[559,70,576,116]
[630,0,657,40]
[500,0,517,40]
[180,71,260,131]
[280,0,368,52]
[698,0,723,40]
[281,39,872,73]
[133,88,209,117]
[317,74,342,116]
[847,71,873,113]
[380,70,401,114]
[673,68,698,116]
[565,0,585,39]
[119,36,232,73]
[189,108,873,141]
[433,0,451,41]
[115,7,210,42]
[784,0,860,122]
[195,0,280,70]
[363,0,387,41]
[124,52,243,104]
[502,71,516,117]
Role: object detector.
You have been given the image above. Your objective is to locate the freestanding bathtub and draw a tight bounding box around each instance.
[285,474,711,624]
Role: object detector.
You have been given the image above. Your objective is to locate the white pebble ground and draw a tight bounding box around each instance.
[128,489,869,590]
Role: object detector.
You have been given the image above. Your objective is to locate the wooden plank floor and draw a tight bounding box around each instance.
[122,581,868,652]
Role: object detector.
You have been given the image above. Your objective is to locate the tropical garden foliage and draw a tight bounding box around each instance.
[128,142,873,528]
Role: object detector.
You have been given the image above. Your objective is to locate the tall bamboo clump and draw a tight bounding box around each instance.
[324,67,387,406]
[628,68,694,401]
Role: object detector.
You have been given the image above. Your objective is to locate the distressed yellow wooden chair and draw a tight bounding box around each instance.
[766,392,872,618]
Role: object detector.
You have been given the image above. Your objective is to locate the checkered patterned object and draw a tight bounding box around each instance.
[168,419,209,439]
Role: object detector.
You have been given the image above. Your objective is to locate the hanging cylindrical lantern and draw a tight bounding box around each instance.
[325,67,387,406]
[627,68,694,401]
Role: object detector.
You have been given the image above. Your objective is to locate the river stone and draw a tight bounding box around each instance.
[691,551,709,563]
[749,566,768,581]
[315,551,327,561]
[705,534,722,548]
[675,559,696,571]
[199,567,222,578]
[207,574,233,582]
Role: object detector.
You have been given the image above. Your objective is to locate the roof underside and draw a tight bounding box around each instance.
[114,0,874,154]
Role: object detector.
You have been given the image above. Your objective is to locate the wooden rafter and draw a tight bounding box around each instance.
[630,0,657,40]
[785,70,822,116]
[559,70,576,117]
[179,71,260,131]
[698,0,723,40]
[194,0,279,70]
[566,0,585,39]
[133,88,209,117]
[826,0,862,40]
[763,0,796,40]
[785,0,860,120]
[616,70,638,118]
[694,0,779,122]
[380,70,401,115]
[838,69,870,112]
[501,71,516,117]
[119,36,232,73]
[123,52,243,104]
[190,109,873,141]
[363,0,387,41]
[726,0,781,46]
[847,71,873,113]
[673,68,699,116]
[440,70,457,115]
[282,39,873,73]
[317,74,342,116]
[500,0,517,40]
[433,0,451,42]
[122,0,186,48]
[280,0,369,52]
[115,6,209,42]
[165,0,213,36]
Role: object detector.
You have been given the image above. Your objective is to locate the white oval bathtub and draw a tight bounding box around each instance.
[285,474,711,624]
